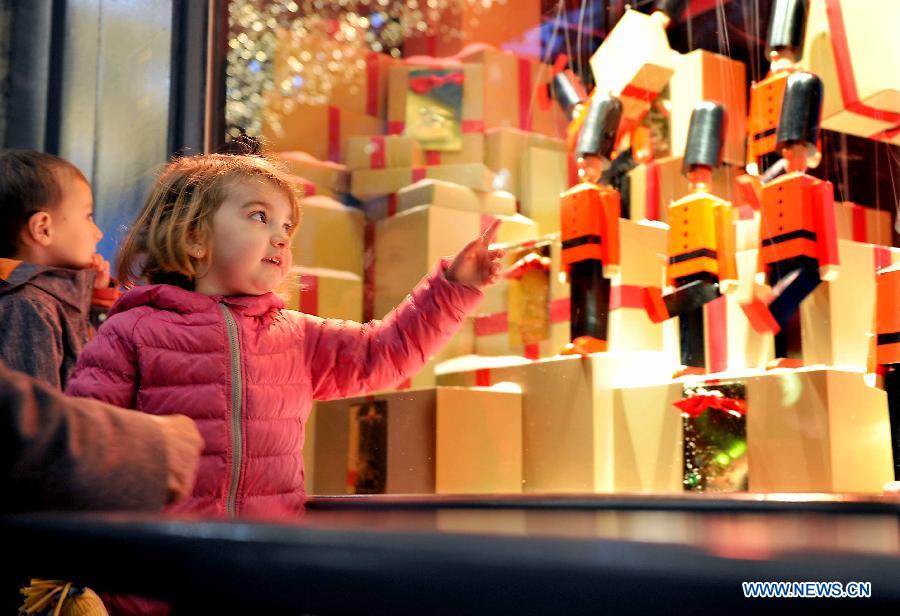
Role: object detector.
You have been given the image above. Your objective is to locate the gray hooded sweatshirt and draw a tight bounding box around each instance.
[0,260,97,390]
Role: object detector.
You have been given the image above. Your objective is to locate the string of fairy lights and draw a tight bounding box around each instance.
[226,0,508,139]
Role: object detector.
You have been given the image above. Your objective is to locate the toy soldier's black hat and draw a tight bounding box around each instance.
[575,94,623,160]
[766,0,808,59]
[683,101,726,174]
[550,70,587,120]
[776,71,823,155]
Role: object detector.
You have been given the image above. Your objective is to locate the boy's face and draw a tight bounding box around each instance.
[194,177,296,297]
[43,171,102,269]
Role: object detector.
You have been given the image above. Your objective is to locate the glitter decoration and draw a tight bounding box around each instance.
[225,0,508,141]
[679,381,748,493]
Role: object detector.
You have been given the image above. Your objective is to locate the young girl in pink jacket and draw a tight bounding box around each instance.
[66,153,503,519]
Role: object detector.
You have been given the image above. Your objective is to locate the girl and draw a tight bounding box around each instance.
[66,153,504,518]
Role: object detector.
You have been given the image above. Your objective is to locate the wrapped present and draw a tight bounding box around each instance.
[800,0,900,143]
[370,204,481,318]
[455,45,559,137]
[678,380,748,493]
[436,352,677,492]
[627,156,739,222]
[292,195,365,277]
[436,387,523,495]
[387,63,484,137]
[474,221,674,360]
[518,146,570,234]
[312,387,522,495]
[833,201,895,247]
[396,178,517,216]
[402,0,542,59]
[611,366,895,494]
[261,98,383,163]
[421,132,485,166]
[271,29,394,119]
[609,381,684,492]
[275,266,363,322]
[344,135,423,171]
[360,189,518,223]
[667,50,747,167]
[746,367,893,493]
[484,127,567,199]
[276,151,349,198]
[350,162,495,200]
[589,8,678,134]
[397,180,516,216]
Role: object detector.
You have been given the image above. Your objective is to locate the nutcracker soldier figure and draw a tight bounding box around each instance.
[742,71,839,368]
[558,94,624,355]
[642,101,738,375]
[747,0,812,176]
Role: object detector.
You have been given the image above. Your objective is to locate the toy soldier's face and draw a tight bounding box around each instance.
[577,155,604,183]
[781,143,810,173]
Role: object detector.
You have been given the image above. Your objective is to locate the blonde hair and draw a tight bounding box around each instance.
[117,154,301,289]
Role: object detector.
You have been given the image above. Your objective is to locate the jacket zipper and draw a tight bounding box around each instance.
[219,303,243,517]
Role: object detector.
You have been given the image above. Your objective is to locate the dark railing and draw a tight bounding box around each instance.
[2,494,899,614]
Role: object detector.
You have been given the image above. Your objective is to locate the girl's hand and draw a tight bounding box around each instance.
[90,253,111,290]
[445,219,505,288]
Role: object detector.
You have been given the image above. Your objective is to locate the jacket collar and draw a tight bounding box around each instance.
[108,284,285,318]
[0,259,94,314]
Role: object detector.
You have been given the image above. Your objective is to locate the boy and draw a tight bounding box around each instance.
[0,150,117,389]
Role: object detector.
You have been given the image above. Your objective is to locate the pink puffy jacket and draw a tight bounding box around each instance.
[66,259,482,518]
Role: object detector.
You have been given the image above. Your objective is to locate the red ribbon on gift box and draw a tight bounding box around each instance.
[674,393,747,418]
[621,83,660,103]
[824,0,900,137]
[408,71,465,94]
[849,202,868,243]
[369,135,386,169]
[874,245,892,272]
[517,56,533,132]
[365,51,381,117]
[645,161,661,222]
[706,295,728,374]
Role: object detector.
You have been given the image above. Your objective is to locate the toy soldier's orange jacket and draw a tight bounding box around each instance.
[757,171,839,275]
[747,69,795,167]
[665,191,737,286]
[876,264,900,367]
[560,183,621,276]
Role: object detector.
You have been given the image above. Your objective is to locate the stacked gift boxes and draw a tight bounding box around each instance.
[313,387,523,495]
[290,2,900,499]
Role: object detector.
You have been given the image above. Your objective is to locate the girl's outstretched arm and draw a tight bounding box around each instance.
[305,220,504,401]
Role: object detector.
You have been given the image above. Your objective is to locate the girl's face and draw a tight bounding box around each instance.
[194,177,296,297]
